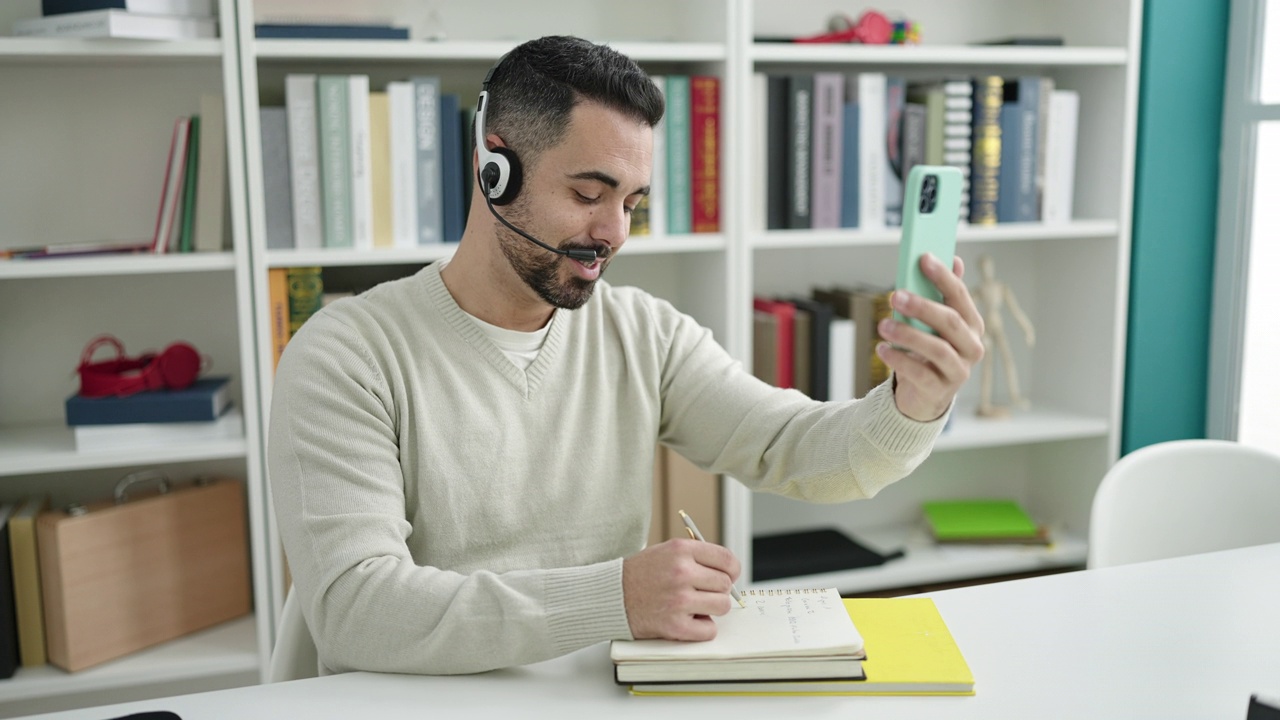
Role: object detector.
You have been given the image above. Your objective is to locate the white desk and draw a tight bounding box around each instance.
[28,543,1280,720]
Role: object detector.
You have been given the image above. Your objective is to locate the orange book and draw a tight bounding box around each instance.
[690,75,720,233]
[268,267,290,371]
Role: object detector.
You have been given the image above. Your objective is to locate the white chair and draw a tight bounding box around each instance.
[269,587,320,682]
[1088,439,1280,569]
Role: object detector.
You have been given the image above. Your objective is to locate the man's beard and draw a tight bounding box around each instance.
[494,199,611,310]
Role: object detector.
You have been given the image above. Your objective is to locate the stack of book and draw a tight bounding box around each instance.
[0,496,52,677]
[149,94,228,254]
[64,375,240,452]
[612,590,974,696]
[12,0,219,40]
[752,285,892,402]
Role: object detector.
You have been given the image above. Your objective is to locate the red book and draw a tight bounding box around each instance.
[753,297,795,389]
[690,75,720,233]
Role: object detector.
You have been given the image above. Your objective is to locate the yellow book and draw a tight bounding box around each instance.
[630,597,973,696]
[368,91,394,249]
[10,495,50,667]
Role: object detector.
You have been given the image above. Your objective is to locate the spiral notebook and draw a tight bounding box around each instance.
[611,587,866,684]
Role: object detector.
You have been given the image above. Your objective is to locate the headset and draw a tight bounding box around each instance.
[474,53,599,264]
[76,334,203,398]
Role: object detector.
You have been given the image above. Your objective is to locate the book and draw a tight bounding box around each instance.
[0,503,17,680]
[65,376,232,425]
[411,76,442,244]
[857,72,886,229]
[253,23,408,40]
[665,76,692,234]
[752,297,795,389]
[317,75,353,248]
[785,73,813,230]
[996,76,1041,223]
[368,91,393,249]
[439,93,465,243]
[612,587,865,685]
[260,107,294,250]
[13,9,217,38]
[884,75,907,226]
[285,74,324,250]
[176,113,200,252]
[630,598,974,695]
[386,81,418,249]
[753,528,901,581]
[1042,89,1079,224]
[839,75,860,228]
[970,75,1004,224]
[922,499,1050,544]
[41,0,215,15]
[647,75,669,237]
[8,495,49,668]
[751,310,778,385]
[287,266,324,335]
[762,75,786,230]
[810,72,844,229]
[73,407,243,451]
[193,93,227,252]
[789,302,812,397]
[690,76,720,233]
[347,75,374,251]
[268,267,289,370]
[151,117,191,254]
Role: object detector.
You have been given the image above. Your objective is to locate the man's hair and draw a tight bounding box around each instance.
[482,35,665,168]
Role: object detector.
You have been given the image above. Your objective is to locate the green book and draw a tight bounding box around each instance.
[177,114,201,253]
[317,75,352,248]
[665,75,691,235]
[922,499,1045,543]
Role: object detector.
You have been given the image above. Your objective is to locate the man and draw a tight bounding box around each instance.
[269,35,984,676]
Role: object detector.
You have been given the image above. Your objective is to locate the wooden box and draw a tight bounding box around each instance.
[36,475,252,672]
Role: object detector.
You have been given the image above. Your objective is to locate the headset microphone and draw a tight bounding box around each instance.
[479,167,600,264]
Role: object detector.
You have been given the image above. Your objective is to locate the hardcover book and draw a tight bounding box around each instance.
[65,376,231,426]
[690,75,721,233]
[254,23,408,40]
[41,0,215,15]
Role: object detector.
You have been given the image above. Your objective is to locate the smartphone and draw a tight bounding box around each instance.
[894,165,963,333]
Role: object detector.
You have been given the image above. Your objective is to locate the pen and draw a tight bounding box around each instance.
[678,509,746,608]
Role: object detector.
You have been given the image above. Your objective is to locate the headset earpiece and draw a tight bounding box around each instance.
[481,145,523,206]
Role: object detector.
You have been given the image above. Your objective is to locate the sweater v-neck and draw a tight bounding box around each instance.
[422,263,567,398]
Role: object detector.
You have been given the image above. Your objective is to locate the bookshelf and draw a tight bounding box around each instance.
[0,0,273,714]
[0,0,1142,711]
[727,0,1142,594]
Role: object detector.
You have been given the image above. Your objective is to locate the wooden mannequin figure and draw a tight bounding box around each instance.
[974,254,1035,418]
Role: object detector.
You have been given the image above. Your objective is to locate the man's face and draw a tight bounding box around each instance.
[495,101,653,310]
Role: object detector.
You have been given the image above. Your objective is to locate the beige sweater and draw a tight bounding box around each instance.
[268,263,946,675]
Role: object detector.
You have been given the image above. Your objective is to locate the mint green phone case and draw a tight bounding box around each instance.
[894,165,963,333]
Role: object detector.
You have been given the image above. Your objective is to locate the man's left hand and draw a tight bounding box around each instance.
[876,253,985,422]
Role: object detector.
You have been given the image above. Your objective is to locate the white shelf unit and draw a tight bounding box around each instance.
[233,0,740,630]
[725,0,1142,594]
[0,0,275,714]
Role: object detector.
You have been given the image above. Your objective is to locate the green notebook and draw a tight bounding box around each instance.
[922,499,1046,543]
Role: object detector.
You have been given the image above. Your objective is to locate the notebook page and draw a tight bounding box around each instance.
[611,588,863,662]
